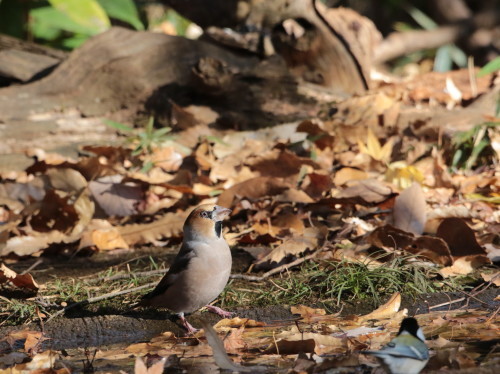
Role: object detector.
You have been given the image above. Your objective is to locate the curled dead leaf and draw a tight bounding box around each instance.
[213,317,265,330]
[358,292,401,322]
[0,264,39,291]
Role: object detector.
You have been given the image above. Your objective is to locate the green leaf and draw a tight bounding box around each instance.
[478,57,500,77]
[103,119,133,132]
[98,0,144,30]
[49,0,110,35]
[406,6,437,30]
[448,44,467,67]
[434,45,452,72]
[62,34,91,49]
[30,7,95,37]
[152,127,173,138]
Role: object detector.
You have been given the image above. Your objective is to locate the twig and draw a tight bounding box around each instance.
[46,282,157,323]
[21,259,44,275]
[429,297,465,310]
[442,281,490,308]
[486,306,500,324]
[230,253,318,282]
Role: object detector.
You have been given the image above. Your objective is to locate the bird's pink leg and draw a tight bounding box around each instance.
[205,305,233,318]
[178,313,198,334]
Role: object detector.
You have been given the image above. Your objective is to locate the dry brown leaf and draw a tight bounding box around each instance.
[249,148,319,178]
[0,264,39,291]
[3,330,43,349]
[302,172,333,199]
[213,317,265,330]
[28,189,79,233]
[223,327,246,354]
[367,225,453,265]
[358,292,401,322]
[291,305,327,320]
[134,356,166,374]
[275,328,346,355]
[265,338,316,354]
[118,211,187,245]
[148,147,183,172]
[333,179,395,205]
[6,350,60,373]
[217,176,290,207]
[437,217,486,257]
[255,227,321,265]
[89,175,143,217]
[333,167,368,186]
[440,255,492,278]
[481,272,500,286]
[45,167,87,192]
[392,182,426,235]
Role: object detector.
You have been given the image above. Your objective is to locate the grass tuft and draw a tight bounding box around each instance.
[221,255,441,309]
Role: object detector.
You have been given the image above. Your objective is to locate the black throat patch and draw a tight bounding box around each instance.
[214,221,222,238]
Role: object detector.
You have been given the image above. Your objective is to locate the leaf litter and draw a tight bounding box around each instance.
[0,66,499,372]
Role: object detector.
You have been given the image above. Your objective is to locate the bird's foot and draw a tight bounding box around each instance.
[205,305,233,318]
[179,314,198,334]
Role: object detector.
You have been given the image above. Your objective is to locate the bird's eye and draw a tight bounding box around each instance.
[200,211,211,219]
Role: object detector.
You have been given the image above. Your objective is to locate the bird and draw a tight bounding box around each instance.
[139,204,233,333]
[363,317,429,374]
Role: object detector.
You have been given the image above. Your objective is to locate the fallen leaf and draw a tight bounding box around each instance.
[440,255,492,277]
[358,292,401,322]
[148,146,183,172]
[134,356,166,374]
[367,225,453,265]
[45,167,87,192]
[202,321,256,372]
[118,211,187,245]
[333,179,395,205]
[256,227,322,265]
[291,305,327,320]
[333,167,368,186]
[275,329,346,355]
[213,317,265,330]
[249,148,319,178]
[223,327,246,354]
[358,128,393,163]
[437,217,486,257]
[392,182,426,235]
[480,272,500,286]
[89,175,144,217]
[217,176,290,207]
[265,338,316,354]
[0,263,39,291]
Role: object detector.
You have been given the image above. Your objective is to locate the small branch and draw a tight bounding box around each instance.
[230,253,317,282]
[46,282,157,323]
[429,297,465,310]
[21,259,43,275]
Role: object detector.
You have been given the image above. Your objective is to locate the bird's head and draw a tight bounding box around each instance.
[398,317,425,342]
[183,204,232,241]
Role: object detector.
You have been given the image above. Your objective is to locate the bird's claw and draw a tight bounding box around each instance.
[179,315,198,334]
[205,305,233,318]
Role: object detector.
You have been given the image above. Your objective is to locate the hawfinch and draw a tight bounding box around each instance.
[139,204,233,333]
[363,317,429,374]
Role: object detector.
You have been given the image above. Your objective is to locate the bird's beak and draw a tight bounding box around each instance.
[213,206,231,221]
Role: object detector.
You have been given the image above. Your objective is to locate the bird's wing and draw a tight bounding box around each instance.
[141,243,195,300]
[368,338,428,360]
